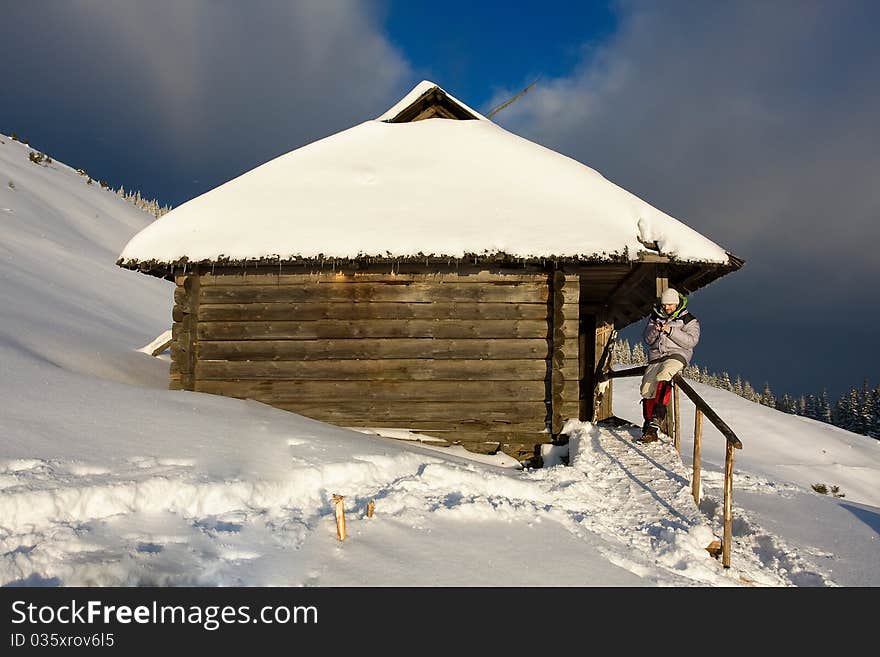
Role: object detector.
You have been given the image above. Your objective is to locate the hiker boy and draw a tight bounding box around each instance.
[640,287,700,442]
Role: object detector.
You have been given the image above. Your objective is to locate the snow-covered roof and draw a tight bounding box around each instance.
[118,81,734,268]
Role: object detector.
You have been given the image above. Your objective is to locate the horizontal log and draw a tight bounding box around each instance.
[174,274,201,288]
[408,430,549,448]
[558,401,581,421]
[197,338,550,361]
[194,379,547,402]
[290,429,545,452]
[170,325,192,345]
[197,302,549,322]
[272,400,548,423]
[556,391,581,406]
[199,282,549,304]
[550,353,577,370]
[501,443,543,460]
[455,431,548,447]
[342,419,549,433]
[560,364,580,379]
[199,272,549,286]
[604,365,648,380]
[451,440,504,455]
[171,323,193,342]
[197,319,552,340]
[171,349,193,373]
[195,358,548,381]
[553,386,580,408]
[173,286,196,309]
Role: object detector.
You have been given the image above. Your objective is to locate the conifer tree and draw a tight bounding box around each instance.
[844,386,863,433]
[631,343,647,365]
[611,338,629,366]
[868,385,880,439]
[732,376,744,397]
[857,379,874,436]
[620,338,632,365]
[805,393,820,420]
[834,389,856,430]
[776,393,796,414]
[760,382,776,407]
[817,389,833,424]
[115,184,172,218]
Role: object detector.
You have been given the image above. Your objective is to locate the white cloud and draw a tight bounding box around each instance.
[492,0,880,273]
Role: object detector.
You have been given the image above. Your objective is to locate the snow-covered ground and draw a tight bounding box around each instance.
[1,133,877,587]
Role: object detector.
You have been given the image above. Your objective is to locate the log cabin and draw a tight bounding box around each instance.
[118,81,743,463]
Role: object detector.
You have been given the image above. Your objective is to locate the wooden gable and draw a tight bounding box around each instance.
[385,86,479,123]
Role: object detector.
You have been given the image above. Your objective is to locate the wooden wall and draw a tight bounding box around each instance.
[170,272,199,391]
[169,270,590,460]
[550,272,580,432]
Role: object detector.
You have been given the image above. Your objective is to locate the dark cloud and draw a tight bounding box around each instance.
[492,0,880,397]
[2,0,411,204]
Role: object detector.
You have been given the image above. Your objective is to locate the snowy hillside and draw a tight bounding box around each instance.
[1,134,877,587]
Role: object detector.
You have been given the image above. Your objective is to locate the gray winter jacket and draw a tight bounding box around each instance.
[643,305,700,366]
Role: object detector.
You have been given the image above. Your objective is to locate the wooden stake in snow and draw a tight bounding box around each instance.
[332,494,346,541]
[367,499,375,518]
[136,329,173,357]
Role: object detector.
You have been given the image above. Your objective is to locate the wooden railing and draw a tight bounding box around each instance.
[601,365,743,568]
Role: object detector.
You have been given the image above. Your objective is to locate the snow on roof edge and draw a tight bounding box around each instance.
[117,249,744,280]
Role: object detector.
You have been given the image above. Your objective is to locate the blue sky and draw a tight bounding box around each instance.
[1,1,878,402]
[381,0,617,106]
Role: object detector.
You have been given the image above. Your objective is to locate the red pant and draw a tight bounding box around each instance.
[643,380,672,422]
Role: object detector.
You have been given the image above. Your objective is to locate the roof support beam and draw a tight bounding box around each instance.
[600,263,654,307]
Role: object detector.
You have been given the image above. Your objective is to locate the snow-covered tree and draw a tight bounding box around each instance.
[868,385,880,439]
[732,376,744,397]
[742,381,759,403]
[612,338,631,366]
[683,364,700,381]
[817,389,833,424]
[760,382,776,407]
[804,393,820,420]
[116,184,172,218]
[631,343,647,365]
[776,393,797,414]
[857,379,874,437]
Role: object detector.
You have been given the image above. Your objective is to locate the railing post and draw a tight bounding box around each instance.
[606,367,742,569]
[673,382,680,453]
[692,408,702,505]
[723,442,735,568]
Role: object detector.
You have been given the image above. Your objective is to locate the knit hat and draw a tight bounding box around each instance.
[660,288,680,305]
